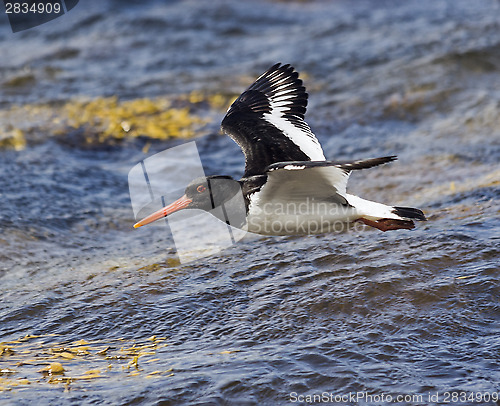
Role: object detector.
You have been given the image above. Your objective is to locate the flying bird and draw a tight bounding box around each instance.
[134,63,426,235]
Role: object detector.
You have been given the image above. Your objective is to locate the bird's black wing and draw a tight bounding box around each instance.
[221,63,325,177]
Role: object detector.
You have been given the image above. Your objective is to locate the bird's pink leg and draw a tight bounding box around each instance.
[357,218,415,232]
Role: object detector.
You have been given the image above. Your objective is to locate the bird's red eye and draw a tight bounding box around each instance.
[197,185,206,193]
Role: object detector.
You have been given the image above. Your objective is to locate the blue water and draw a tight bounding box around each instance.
[1,0,499,405]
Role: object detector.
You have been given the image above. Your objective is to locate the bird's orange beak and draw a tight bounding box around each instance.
[133,194,193,228]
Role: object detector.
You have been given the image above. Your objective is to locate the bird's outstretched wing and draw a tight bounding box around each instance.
[221,63,325,177]
[260,156,398,205]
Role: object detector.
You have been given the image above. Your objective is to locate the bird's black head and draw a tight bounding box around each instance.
[183,175,241,211]
[134,175,242,228]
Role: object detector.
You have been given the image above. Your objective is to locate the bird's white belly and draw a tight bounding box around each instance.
[245,200,360,236]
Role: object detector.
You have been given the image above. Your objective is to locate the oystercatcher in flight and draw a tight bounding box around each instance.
[134,63,426,235]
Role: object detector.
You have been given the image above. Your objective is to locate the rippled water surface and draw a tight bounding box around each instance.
[1,0,499,405]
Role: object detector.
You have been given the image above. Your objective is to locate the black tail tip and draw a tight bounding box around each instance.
[392,206,427,221]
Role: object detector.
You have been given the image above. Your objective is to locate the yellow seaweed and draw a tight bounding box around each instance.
[72,339,89,346]
[219,350,240,355]
[58,352,75,360]
[0,334,174,392]
[61,96,208,143]
[0,346,15,356]
[0,91,236,150]
[38,362,65,375]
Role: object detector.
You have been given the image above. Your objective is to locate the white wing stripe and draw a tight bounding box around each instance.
[263,110,325,161]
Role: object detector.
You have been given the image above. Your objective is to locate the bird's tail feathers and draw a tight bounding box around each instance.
[347,195,426,232]
[392,206,427,221]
